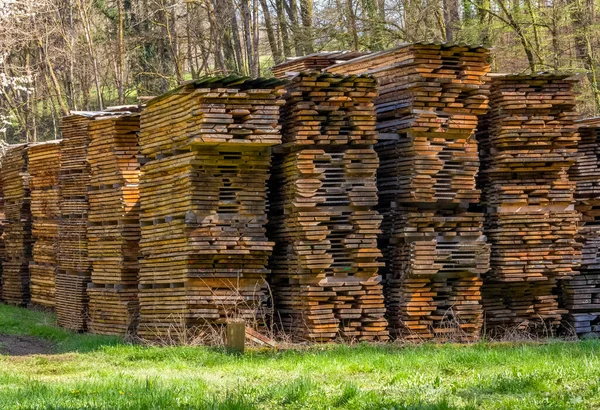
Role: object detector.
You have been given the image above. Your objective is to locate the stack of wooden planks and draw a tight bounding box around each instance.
[560,118,600,336]
[28,141,61,308]
[268,72,389,341]
[87,112,141,336]
[477,74,581,335]
[272,51,368,79]
[57,113,99,330]
[1,144,32,305]
[137,76,285,342]
[0,151,6,295]
[327,42,491,341]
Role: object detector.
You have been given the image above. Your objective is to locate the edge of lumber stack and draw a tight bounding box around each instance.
[87,110,141,336]
[561,117,600,336]
[476,73,581,336]
[268,72,389,342]
[137,75,285,342]
[28,140,61,308]
[328,42,491,341]
[1,144,32,305]
[57,111,115,331]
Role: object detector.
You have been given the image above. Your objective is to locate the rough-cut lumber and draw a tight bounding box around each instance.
[1,144,31,305]
[268,72,389,342]
[560,118,600,336]
[28,141,61,308]
[477,74,581,335]
[271,51,368,79]
[137,76,285,342]
[87,112,141,336]
[280,72,378,146]
[384,209,489,341]
[327,43,491,341]
[57,111,128,331]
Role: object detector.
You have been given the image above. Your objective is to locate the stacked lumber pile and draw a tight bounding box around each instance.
[272,51,368,79]
[57,113,98,330]
[327,43,491,341]
[1,144,32,305]
[87,112,141,336]
[0,153,6,294]
[560,118,600,336]
[137,76,285,342]
[268,72,389,341]
[477,74,581,335]
[28,141,61,308]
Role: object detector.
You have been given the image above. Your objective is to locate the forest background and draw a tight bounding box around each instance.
[0,0,598,142]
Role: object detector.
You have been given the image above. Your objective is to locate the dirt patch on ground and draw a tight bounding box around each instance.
[0,334,54,356]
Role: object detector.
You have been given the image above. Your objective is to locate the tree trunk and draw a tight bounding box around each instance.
[442,0,460,41]
[570,0,600,112]
[241,0,255,75]
[286,0,303,55]
[75,0,103,109]
[260,0,283,64]
[299,0,313,53]
[117,0,126,104]
[276,0,292,57]
[346,0,359,51]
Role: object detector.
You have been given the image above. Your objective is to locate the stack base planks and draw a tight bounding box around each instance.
[561,118,600,336]
[328,43,491,341]
[137,76,285,342]
[87,112,141,336]
[1,144,32,305]
[28,141,61,308]
[477,74,581,336]
[268,72,389,342]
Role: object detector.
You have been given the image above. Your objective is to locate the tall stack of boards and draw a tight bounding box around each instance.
[1,144,31,305]
[28,141,61,308]
[327,43,491,341]
[561,118,600,336]
[476,74,581,335]
[87,111,141,335]
[137,76,285,342]
[268,72,389,341]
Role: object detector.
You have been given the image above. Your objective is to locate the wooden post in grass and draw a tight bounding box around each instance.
[226,319,245,353]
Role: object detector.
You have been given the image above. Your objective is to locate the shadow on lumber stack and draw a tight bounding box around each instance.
[328,42,491,342]
[268,72,389,342]
[28,141,61,309]
[560,118,600,336]
[87,111,141,336]
[1,144,31,306]
[137,75,285,343]
[476,74,581,337]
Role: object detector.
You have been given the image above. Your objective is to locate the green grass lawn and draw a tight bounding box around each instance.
[0,304,598,409]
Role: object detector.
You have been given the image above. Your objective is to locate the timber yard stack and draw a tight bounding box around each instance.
[137,76,285,342]
[271,51,368,79]
[268,72,389,341]
[1,144,31,305]
[477,74,581,335]
[87,112,141,335]
[0,153,5,294]
[327,43,491,341]
[56,113,98,330]
[561,118,600,336]
[28,141,61,308]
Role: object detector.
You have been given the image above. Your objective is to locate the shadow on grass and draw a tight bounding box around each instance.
[0,303,122,354]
